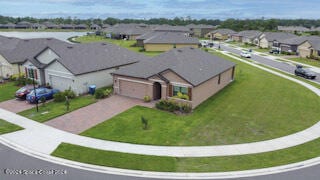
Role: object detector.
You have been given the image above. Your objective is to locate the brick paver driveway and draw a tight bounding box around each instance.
[0,99,35,113]
[44,95,155,134]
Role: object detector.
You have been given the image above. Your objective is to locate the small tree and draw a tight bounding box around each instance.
[40,96,46,107]
[141,116,148,130]
[65,96,70,111]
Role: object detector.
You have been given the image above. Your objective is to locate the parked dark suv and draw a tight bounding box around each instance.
[294,65,317,79]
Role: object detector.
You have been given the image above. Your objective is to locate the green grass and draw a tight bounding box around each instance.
[254,48,270,53]
[81,51,320,146]
[52,137,320,172]
[289,57,320,68]
[74,35,162,57]
[18,95,97,123]
[0,119,23,135]
[0,81,20,102]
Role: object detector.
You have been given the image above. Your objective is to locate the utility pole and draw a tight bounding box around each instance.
[30,68,38,112]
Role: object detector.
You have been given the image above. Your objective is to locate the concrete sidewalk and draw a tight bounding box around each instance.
[1,106,320,157]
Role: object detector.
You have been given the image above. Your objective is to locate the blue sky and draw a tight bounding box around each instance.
[0,0,319,19]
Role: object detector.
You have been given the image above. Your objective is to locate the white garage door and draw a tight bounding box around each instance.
[49,75,73,92]
[119,80,148,99]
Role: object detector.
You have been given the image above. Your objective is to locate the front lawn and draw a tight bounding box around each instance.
[254,48,270,53]
[18,95,97,123]
[0,81,20,102]
[74,35,162,57]
[52,137,320,172]
[0,119,23,135]
[81,52,320,146]
[289,57,320,68]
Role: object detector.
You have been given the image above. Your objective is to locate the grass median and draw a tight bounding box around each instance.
[0,119,23,135]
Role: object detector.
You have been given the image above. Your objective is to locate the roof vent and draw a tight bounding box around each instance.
[23,39,29,42]
[46,38,52,40]
[101,42,107,45]
[190,47,194,50]
[8,37,13,39]
[67,46,73,49]
[177,49,183,52]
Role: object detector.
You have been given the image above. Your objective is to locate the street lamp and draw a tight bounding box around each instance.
[28,65,39,112]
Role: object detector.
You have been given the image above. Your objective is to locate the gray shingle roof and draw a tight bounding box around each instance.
[143,32,199,44]
[113,47,235,86]
[51,42,147,75]
[261,32,297,42]
[210,29,236,35]
[154,25,190,32]
[278,26,310,32]
[279,36,320,45]
[234,30,262,39]
[186,24,215,29]
[104,24,150,35]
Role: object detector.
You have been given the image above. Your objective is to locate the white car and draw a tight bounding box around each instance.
[240,51,251,58]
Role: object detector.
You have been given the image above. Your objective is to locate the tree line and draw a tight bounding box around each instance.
[0,15,319,31]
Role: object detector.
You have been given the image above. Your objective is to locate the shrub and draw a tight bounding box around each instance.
[139,48,145,52]
[94,87,112,99]
[40,96,46,106]
[173,92,189,100]
[14,76,35,86]
[64,87,76,99]
[179,103,192,113]
[53,92,66,102]
[143,95,151,102]
[156,99,179,112]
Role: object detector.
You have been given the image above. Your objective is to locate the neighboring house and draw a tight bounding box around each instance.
[277,26,310,33]
[60,24,74,29]
[2,23,16,29]
[311,27,320,32]
[112,47,236,108]
[297,37,320,58]
[276,36,320,53]
[15,21,32,29]
[74,24,88,30]
[231,30,262,44]
[43,22,59,29]
[31,23,46,30]
[153,25,191,33]
[24,42,145,95]
[90,24,101,30]
[206,29,236,40]
[257,32,297,48]
[0,36,25,78]
[102,24,111,29]
[104,24,150,40]
[186,24,216,38]
[142,32,199,52]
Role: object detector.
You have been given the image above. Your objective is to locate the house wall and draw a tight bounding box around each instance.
[36,48,59,64]
[144,43,198,52]
[213,33,229,40]
[298,41,312,57]
[161,70,190,85]
[259,37,269,48]
[136,39,144,47]
[45,61,115,95]
[0,55,13,78]
[22,61,42,84]
[192,67,234,108]
[232,36,242,42]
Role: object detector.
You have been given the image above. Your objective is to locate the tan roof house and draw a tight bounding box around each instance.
[142,32,199,52]
[112,47,236,108]
[206,29,236,40]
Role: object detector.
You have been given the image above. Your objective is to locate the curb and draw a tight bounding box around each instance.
[1,136,320,179]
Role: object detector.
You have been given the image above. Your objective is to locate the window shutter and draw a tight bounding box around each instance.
[24,67,28,78]
[34,69,38,80]
[188,88,192,101]
[168,84,173,97]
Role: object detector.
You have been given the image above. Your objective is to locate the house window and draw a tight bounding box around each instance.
[218,74,221,84]
[25,67,38,80]
[173,86,188,96]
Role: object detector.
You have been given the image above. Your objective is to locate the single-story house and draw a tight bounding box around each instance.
[90,24,101,30]
[60,24,74,29]
[276,36,320,53]
[231,30,262,44]
[153,25,191,33]
[186,24,216,38]
[43,22,59,29]
[15,21,32,29]
[74,24,88,30]
[112,47,236,108]
[206,29,236,40]
[277,26,310,33]
[22,42,146,95]
[104,24,150,40]
[297,37,320,58]
[142,32,199,52]
[2,23,16,29]
[256,32,297,49]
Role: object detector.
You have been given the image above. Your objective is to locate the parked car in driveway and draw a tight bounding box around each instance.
[294,66,317,79]
[15,85,34,99]
[269,49,280,54]
[240,51,251,58]
[26,87,59,103]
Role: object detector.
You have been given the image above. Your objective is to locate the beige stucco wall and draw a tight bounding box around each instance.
[144,43,198,52]
[213,33,229,40]
[161,70,190,85]
[192,67,234,108]
[298,41,312,58]
[259,37,269,48]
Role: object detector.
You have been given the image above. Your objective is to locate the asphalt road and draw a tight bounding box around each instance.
[1,143,320,180]
[217,43,320,84]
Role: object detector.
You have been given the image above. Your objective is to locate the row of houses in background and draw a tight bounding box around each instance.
[204,28,320,59]
[0,21,106,30]
[277,26,320,33]
[0,35,235,108]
